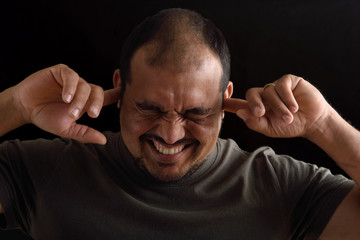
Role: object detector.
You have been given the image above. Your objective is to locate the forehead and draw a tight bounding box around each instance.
[127,46,223,109]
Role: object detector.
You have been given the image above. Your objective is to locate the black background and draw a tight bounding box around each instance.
[1,0,360,239]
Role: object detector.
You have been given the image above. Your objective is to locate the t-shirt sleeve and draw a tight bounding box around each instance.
[0,138,67,232]
[265,148,355,240]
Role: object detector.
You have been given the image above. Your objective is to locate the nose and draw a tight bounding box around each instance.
[157,115,185,145]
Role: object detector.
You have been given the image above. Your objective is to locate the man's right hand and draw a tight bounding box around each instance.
[9,64,120,144]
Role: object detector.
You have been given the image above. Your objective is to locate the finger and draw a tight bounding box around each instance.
[68,78,91,119]
[65,123,107,145]
[103,87,121,106]
[236,108,269,133]
[85,84,105,118]
[235,108,252,121]
[51,64,80,103]
[262,85,294,123]
[274,75,300,113]
[245,88,266,117]
[223,98,248,113]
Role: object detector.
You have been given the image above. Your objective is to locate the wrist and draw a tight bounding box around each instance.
[304,104,341,145]
[0,86,29,136]
[12,84,32,125]
[305,103,360,182]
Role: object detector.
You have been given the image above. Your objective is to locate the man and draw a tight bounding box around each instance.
[0,8,359,239]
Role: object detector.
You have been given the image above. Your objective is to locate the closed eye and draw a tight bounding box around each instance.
[136,102,164,113]
[135,101,213,121]
[185,107,211,116]
[184,107,212,122]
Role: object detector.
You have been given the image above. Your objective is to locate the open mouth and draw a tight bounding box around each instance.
[153,140,185,155]
[142,135,195,157]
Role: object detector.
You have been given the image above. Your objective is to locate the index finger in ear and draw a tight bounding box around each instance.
[223,98,249,113]
[103,87,121,106]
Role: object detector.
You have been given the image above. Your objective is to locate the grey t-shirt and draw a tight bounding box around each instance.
[0,132,354,240]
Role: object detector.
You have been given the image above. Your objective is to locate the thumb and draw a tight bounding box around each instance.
[235,108,252,122]
[64,123,107,145]
[236,108,269,135]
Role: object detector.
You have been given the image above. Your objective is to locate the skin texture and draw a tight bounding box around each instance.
[113,46,232,181]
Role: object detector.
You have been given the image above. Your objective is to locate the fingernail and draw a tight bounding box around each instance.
[72,108,80,118]
[91,107,100,116]
[282,114,292,123]
[64,94,72,103]
[289,106,298,113]
[254,106,262,117]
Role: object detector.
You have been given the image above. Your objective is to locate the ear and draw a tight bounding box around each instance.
[222,81,233,118]
[113,69,121,88]
[113,69,122,108]
[224,81,233,99]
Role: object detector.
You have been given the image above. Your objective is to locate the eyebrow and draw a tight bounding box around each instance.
[136,101,164,112]
[135,101,212,116]
[184,107,212,116]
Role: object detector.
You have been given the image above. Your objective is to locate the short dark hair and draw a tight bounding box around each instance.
[119,8,230,98]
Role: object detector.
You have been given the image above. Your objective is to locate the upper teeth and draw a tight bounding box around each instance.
[153,141,185,155]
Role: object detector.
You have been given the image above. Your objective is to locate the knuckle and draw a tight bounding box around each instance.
[245,87,259,98]
[58,64,79,82]
[245,88,252,97]
[275,82,287,92]
[79,81,92,91]
[283,73,293,78]
[68,74,79,85]
[278,74,293,84]
[91,84,104,92]
[262,88,273,98]
[280,74,304,83]
[56,63,68,68]
[68,69,79,80]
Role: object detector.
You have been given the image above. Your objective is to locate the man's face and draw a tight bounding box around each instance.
[115,46,232,182]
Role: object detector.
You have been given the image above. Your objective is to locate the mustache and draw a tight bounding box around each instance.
[140,133,198,146]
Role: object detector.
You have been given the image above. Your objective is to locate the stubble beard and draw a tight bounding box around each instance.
[134,142,203,182]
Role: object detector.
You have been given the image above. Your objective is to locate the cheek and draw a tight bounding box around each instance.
[120,110,158,137]
[120,111,158,158]
[186,115,222,142]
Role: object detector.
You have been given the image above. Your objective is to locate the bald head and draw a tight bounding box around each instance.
[119,8,230,96]
[143,9,212,73]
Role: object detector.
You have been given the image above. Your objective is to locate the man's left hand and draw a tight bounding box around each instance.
[224,74,329,139]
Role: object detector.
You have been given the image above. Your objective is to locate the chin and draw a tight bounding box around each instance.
[135,157,201,182]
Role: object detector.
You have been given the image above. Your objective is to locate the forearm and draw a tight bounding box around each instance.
[0,87,27,137]
[306,105,360,184]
